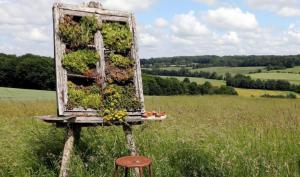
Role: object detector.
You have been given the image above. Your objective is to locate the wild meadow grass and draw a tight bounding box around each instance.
[1,95,300,176]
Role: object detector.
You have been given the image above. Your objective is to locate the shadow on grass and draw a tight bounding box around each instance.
[26,126,66,177]
[168,143,227,177]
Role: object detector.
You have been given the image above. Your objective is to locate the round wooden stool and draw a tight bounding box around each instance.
[114,156,153,177]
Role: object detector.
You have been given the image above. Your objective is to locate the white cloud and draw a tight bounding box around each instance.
[0,0,156,56]
[171,36,194,45]
[285,24,300,43]
[216,31,240,45]
[154,18,168,28]
[171,11,210,37]
[16,27,50,42]
[205,7,258,30]
[247,0,300,17]
[139,33,159,46]
[195,0,216,5]
[102,0,156,11]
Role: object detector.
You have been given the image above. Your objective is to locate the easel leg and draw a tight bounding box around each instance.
[122,124,140,177]
[59,125,81,177]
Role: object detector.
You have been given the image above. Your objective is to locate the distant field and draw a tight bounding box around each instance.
[158,76,298,98]
[0,87,55,101]
[268,66,300,74]
[190,66,264,75]
[248,73,300,85]
[155,66,264,75]
[235,88,299,98]
[159,76,225,86]
[159,66,193,71]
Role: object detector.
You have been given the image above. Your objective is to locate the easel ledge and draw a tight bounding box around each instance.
[35,115,143,127]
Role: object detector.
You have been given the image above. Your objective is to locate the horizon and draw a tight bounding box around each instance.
[2,52,300,60]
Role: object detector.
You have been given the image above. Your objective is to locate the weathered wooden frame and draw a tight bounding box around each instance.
[53,3,145,120]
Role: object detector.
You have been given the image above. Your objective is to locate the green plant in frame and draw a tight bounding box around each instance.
[101,22,133,53]
[62,49,100,74]
[59,15,101,48]
[109,53,134,68]
[105,62,134,84]
[67,81,102,110]
[100,84,141,121]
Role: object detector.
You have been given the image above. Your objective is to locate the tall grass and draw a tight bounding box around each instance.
[1,96,300,176]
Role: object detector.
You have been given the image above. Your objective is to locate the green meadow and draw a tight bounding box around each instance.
[158,66,264,75]
[1,88,300,177]
[248,72,300,85]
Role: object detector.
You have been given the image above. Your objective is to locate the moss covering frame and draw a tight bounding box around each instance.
[53,3,144,119]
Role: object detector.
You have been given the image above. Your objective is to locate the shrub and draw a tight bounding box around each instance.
[62,49,100,74]
[261,93,297,99]
[287,93,297,99]
[59,15,101,48]
[214,85,238,95]
[101,22,133,53]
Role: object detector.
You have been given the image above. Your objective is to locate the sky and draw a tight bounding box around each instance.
[0,0,300,58]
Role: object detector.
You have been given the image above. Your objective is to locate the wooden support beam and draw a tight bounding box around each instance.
[59,125,81,177]
[122,124,140,177]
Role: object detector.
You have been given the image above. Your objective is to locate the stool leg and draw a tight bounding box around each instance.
[148,165,153,177]
[114,164,118,177]
[125,167,129,177]
[139,168,144,177]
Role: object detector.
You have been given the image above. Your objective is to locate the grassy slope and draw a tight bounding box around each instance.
[248,72,300,85]
[267,66,300,74]
[158,66,264,75]
[158,76,299,98]
[191,66,264,75]
[1,90,300,176]
[0,87,55,100]
[235,88,299,98]
[159,76,226,86]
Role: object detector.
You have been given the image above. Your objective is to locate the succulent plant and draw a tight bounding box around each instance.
[67,81,102,110]
[101,22,133,53]
[62,49,100,74]
[105,61,134,84]
[59,15,101,49]
[109,53,134,68]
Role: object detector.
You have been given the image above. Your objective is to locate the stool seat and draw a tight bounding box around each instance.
[116,156,152,168]
[114,156,153,177]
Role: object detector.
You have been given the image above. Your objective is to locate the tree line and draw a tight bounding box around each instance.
[142,68,223,80]
[143,75,237,95]
[141,55,300,68]
[0,53,55,90]
[225,74,300,93]
[0,53,237,96]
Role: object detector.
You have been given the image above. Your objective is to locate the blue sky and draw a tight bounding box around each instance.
[0,0,300,58]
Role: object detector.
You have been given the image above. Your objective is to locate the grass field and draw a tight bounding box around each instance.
[268,66,300,74]
[191,66,264,75]
[235,88,299,98]
[0,87,55,100]
[157,66,264,75]
[1,88,300,177]
[158,76,299,98]
[159,76,226,86]
[248,72,300,85]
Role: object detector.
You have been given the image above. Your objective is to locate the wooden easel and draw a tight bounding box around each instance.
[37,116,142,177]
[44,2,146,176]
